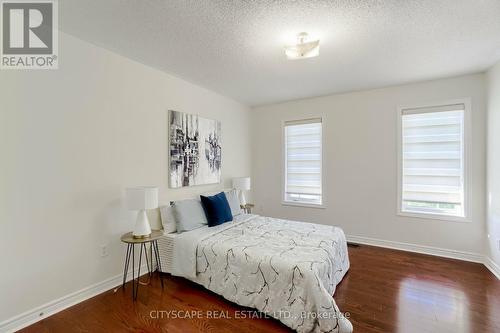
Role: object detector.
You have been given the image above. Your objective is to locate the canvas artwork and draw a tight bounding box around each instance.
[169,110,222,188]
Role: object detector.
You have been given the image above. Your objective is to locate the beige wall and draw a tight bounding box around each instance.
[0,32,251,322]
[487,61,500,268]
[251,74,486,255]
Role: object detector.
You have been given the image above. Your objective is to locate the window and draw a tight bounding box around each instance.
[283,118,323,206]
[398,102,469,220]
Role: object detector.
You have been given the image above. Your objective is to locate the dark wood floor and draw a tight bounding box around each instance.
[21,244,500,333]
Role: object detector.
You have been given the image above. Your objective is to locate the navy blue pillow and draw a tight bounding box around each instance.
[200,192,233,227]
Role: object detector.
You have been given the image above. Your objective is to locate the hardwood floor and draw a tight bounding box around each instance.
[21,244,500,333]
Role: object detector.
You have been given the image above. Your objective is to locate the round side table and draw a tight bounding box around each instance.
[120,230,164,300]
[240,203,255,214]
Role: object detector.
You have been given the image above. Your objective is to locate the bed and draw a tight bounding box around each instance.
[157,213,352,333]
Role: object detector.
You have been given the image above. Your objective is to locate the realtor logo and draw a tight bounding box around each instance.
[1,0,58,69]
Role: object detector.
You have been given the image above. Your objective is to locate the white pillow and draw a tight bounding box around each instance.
[172,199,208,233]
[159,205,176,233]
[225,189,242,216]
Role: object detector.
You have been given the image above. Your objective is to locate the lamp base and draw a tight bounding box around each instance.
[132,209,152,239]
[239,191,247,206]
[132,234,150,239]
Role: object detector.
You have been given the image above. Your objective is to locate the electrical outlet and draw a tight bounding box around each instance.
[100,245,108,257]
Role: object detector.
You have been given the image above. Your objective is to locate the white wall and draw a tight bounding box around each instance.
[487,61,500,268]
[252,74,486,255]
[0,32,251,323]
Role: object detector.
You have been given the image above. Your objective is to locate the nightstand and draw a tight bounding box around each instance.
[241,203,255,214]
[120,230,164,300]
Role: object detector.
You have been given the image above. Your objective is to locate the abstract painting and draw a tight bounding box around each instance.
[169,110,221,188]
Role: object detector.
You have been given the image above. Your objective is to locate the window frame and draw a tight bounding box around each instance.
[281,117,326,209]
[396,98,472,223]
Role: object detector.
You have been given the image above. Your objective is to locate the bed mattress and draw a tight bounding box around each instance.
[156,232,176,273]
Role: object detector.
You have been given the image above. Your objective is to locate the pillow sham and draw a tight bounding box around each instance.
[171,199,208,233]
[200,192,233,227]
[225,189,242,216]
[159,205,177,233]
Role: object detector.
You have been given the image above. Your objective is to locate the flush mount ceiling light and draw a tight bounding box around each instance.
[284,32,320,60]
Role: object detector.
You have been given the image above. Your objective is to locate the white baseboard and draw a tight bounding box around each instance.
[484,256,500,280]
[347,234,500,280]
[347,234,484,263]
[0,264,148,333]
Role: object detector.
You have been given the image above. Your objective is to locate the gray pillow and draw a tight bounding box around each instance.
[172,199,208,233]
[159,205,176,233]
[225,189,242,216]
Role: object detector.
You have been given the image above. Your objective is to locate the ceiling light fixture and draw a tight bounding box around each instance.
[284,32,320,60]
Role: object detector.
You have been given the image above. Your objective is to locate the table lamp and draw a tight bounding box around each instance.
[232,177,251,205]
[126,186,158,238]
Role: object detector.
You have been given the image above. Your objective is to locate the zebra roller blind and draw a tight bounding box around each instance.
[284,118,322,205]
[401,104,465,217]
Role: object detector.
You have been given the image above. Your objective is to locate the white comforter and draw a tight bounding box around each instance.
[171,215,352,333]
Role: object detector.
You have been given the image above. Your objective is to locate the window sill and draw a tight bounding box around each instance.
[282,201,326,209]
[397,211,471,223]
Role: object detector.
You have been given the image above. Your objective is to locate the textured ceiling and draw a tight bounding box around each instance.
[59,0,500,106]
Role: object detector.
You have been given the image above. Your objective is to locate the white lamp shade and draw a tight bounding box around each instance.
[126,186,158,210]
[232,177,251,191]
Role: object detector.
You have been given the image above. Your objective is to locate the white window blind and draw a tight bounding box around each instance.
[284,118,322,205]
[401,104,465,217]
